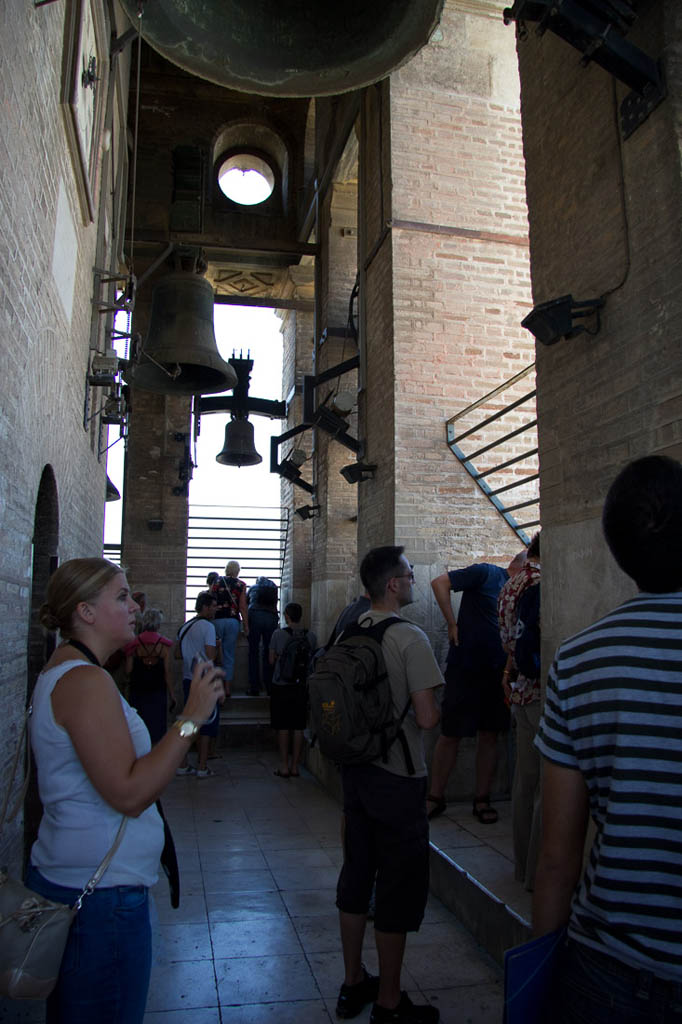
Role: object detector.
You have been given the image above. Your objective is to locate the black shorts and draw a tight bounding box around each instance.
[336,764,429,933]
[440,663,510,738]
[270,683,307,730]
[182,679,220,737]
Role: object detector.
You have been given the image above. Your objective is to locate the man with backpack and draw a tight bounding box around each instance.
[268,602,316,778]
[247,576,279,695]
[331,546,443,1024]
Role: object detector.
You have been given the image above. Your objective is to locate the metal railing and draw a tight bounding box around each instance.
[446,364,539,544]
[103,543,122,566]
[103,507,288,615]
[186,504,288,614]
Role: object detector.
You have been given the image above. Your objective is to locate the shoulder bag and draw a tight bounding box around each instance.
[0,708,128,1000]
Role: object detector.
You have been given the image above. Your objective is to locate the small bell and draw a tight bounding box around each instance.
[216,419,262,468]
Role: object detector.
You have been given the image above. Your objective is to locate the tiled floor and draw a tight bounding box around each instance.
[0,746,506,1023]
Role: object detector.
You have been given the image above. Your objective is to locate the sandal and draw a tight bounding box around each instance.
[472,795,498,824]
[273,769,290,778]
[426,794,447,820]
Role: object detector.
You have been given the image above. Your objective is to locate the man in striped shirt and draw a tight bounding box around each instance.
[533,455,682,1022]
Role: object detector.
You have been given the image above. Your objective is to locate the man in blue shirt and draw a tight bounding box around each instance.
[427,554,525,822]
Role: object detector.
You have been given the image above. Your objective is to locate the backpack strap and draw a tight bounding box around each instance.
[338,615,402,643]
[177,616,200,657]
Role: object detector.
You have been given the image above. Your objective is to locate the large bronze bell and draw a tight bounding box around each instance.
[119,0,444,97]
[132,273,238,395]
[216,419,262,468]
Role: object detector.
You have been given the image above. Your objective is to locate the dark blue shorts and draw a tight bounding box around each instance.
[440,662,510,738]
[182,678,220,737]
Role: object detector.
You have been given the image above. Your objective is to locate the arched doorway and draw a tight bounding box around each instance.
[24,465,59,865]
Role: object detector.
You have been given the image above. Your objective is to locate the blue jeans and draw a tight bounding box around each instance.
[214,616,240,679]
[248,608,278,693]
[26,866,151,1024]
[558,938,682,1023]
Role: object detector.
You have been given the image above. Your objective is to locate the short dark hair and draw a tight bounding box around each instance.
[602,455,682,592]
[285,602,302,623]
[360,545,405,600]
[527,532,540,559]
[195,590,217,613]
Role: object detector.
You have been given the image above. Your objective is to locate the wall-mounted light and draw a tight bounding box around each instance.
[521,294,604,346]
[340,461,377,484]
[294,504,321,521]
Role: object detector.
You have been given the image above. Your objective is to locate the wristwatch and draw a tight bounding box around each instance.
[173,719,200,739]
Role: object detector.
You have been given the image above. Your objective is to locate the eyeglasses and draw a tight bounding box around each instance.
[393,564,415,581]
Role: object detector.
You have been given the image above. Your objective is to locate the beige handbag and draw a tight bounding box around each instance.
[0,709,127,1000]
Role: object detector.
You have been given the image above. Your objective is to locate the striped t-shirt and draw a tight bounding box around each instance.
[536,592,682,980]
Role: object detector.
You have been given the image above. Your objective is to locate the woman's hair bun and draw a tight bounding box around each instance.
[39,603,61,631]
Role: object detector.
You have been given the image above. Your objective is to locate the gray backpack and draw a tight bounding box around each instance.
[307,617,415,774]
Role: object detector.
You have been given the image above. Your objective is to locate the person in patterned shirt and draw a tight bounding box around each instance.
[498,532,540,888]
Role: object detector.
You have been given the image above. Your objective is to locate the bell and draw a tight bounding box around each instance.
[120,0,444,97]
[216,419,262,468]
[131,273,238,395]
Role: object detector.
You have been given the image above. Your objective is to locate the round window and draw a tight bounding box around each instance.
[218,154,275,205]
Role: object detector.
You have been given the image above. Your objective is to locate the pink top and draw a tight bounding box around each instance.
[123,631,173,655]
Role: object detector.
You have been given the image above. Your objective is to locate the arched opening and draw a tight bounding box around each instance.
[24,465,59,866]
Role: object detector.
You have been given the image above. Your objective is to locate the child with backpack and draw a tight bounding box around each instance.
[268,602,316,778]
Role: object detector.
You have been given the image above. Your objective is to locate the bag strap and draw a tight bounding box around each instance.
[74,816,128,910]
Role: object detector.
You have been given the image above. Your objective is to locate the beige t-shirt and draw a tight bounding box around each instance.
[356,610,444,778]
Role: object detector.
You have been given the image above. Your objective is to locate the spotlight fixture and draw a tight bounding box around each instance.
[340,462,377,484]
[521,294,604,346]
[294,504,321,521]
[288,448,307,467]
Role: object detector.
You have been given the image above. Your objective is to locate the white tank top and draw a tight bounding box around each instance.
[29,660,164,888]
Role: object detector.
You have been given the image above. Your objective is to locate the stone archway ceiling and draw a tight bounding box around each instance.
[121,0,445,97]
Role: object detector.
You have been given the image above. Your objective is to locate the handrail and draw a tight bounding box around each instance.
[446,364,539,544]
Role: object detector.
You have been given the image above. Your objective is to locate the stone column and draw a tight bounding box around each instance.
[310,175,361,643]
[121,280,191,638]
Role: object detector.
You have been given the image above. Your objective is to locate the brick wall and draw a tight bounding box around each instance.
[0,0,130,869]
[516,2,682,663]
[359,1,533,652]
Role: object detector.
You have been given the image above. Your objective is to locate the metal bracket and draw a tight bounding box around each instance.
[503,0,667,138]
[621,68,667,139]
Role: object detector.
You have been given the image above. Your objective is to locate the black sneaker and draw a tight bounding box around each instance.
[369,991,440,1024]
[336,966,380,1019]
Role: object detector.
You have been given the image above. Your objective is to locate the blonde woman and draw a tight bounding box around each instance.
[27,558,224,1023]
